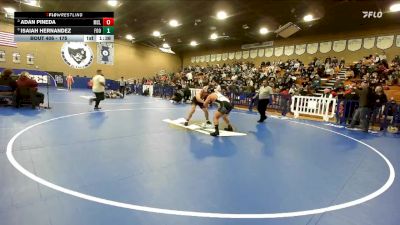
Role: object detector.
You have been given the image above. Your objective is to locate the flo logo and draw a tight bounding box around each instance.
[362,11,383,18]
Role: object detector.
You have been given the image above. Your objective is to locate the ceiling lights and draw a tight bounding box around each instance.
[125,34,134,40]
[303,14,314,22]
[216,10,228,20]
[169,19,179,27]
[162,43,170,48]
[21,0,41,7]
[259,27,269,35]
[390,3,400,12]
[3,7,16,14]
[190,40,198,46]
[107,0,118,7]
[210,33,218,40]
[152,30,161,37]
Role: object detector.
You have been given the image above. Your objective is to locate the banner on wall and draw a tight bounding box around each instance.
[295,44,306,55]
[0,50,5,62]
[235,51,242,60]
[61,42,93,69]
[306,43,318,54]
[396,35,400,47]
[363,37,375,49]
[26,53,34,65]
[333,40,346,52]
[257,48,265,57]
[97,42,114,65]
[265,48,273,57]
[284,46,294,56]
[188,33,400,65]
[12,52,20,63]
[228,52,235,60]
[210,54,216,62]
[250,49,258,58]
[222,53,228,61]
[274,46,283,56]
[319,41,332,53]
[242,50,249,59]
[377,35,394,49]
[347,39,362,51]
[191,56,195,63]
[47,71,65,88]
[216,54,222,61]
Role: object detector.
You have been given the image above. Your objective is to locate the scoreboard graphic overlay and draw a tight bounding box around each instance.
[14,12,114,43]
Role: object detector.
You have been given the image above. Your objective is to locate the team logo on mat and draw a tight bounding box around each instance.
[61,42,93,69]
[97,42,114,65]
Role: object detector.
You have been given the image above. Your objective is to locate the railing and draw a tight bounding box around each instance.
[290,95,337,121]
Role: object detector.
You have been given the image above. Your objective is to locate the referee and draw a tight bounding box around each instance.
[119,76,126,98]
[253,80,274,122]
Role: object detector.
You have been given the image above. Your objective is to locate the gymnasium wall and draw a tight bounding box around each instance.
[0,20,182,80]
[182,26,400,67]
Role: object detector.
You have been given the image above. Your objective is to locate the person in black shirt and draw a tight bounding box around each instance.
[348,81,373,132]
[119,76,126,98]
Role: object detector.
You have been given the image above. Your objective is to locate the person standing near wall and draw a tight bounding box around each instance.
[66,74,74,91]
[89,70,105,110]
[253,80,274,123]
[119,76,126,98]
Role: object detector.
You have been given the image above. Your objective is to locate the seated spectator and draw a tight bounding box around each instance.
[16,71,44,108]
[0,69,17,90]
[345,68,354,80]
[170,85,184,103]
[311,75,321,90]
[322,88,333,98]
[0,69,17,105]
[333,78,344,91]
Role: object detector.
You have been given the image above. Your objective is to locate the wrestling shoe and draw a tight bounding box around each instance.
[94,107,101,110]
[184,121,189,126]
[201,121,213,128]
[210,130,219,136]
[224,125,233,131]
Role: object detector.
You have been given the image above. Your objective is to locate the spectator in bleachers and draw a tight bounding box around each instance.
[339,58,345,68]
[322,88,333,98]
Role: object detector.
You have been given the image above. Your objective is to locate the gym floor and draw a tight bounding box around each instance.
[0,88,399,225]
